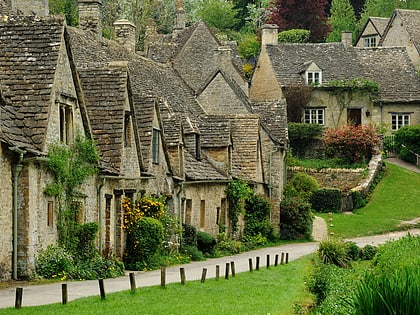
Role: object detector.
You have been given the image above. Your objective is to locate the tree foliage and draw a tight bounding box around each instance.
[278,29,310,43]
[49,0,78,26]
[327,0,357,43]
[267,0,331,42]
[196,0,239,31]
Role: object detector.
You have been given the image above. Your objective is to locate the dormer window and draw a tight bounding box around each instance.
[57,94,75,144]
[306,71,322,85]
[363,36,376,47]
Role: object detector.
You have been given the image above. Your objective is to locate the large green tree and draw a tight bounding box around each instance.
[327,0,357,42]
[49,0,78,25]
[196,0,239,31]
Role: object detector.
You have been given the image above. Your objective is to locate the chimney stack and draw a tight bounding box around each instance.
[173,0,186,33]
[261,24,279,47]
[341,31,353,46]
[114,20,136,53]
[11,0,49,16]
[78,0,102,38]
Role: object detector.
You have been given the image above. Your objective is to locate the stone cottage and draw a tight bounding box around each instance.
[251,24,420,133]
[355,16,389,48]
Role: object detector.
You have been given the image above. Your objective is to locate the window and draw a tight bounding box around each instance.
[391,114,410,131]
[200,200,205,228]
[124,111,131,147]
[47,201,54,227]
[306,71,322,85]
[60,104,73,144]
[304,108,325,125]
[363,36,376,47]
[152,128,160,164]
[185,199,192,225]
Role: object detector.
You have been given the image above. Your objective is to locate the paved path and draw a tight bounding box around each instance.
[1,229,419,309]
[385,157,420,173]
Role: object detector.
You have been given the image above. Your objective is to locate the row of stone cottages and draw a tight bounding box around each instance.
[0,0,287,280]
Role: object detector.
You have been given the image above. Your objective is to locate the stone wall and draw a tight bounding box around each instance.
[11,0,48,16]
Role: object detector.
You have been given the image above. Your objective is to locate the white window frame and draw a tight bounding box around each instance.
[363,36,376,48]
[304,108,325,125]
[391,113,410,131]
[306,71,322,85]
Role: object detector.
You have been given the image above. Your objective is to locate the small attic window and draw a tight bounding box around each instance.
[124,111,131,147]
[306,71,322,85]
[363,36,376,47]
[152,128,160,164]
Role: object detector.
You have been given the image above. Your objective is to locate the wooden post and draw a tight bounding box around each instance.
[161,266,166,288]
[201,268,207,283]
[230,261,236,277]
[129,272,136,293]
[266,254,270,268]
[180,267,186,285]
[275,254,279,266]
[281,252,285,264]
[62,283,68,305]
[256,256,260,270]
[98,279,106,300]
[216,265,220,281]
[225,262,230,279]
[286,253,289,264]
[248,258,253,272]
[15,287,23,309]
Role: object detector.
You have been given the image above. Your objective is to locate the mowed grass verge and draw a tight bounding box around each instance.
[319,162,420,238]
[0,256,314,315]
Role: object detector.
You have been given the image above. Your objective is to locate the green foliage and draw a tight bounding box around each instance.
[351,190,366,210]
[196,0,239,31]
[180,245,206,261]
[244,193,274,241]
[237,33,260,59]
[196,231,216,255]
[311,188,342,213]
[278,29,310,43]
[284,172,319,201]
[284,86,312,123]
[226,179,253,234]
[345,241,360,261]
[124,217,164,270]
[214,232,243,256]
[35,245,75,279]
[326,78,380,95]
[73,222,99,262]
[287,122,323,157]
[323,124,380,164]
[327,0,357,43]
[359,244,377,260]
[317,238,350,268]
[279,195,313,240]
[182,223,197,247]
[49,0,78,26]
[394,125,420,164]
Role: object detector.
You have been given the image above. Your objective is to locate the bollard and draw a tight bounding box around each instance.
[62,283,68,305]
[98,279,106,300]
[230,261,236,277]
[161,266,166,288]
[286,252,289,264]
[266,254,270,268]
[180,267,186,285]
[256,256,260,270]
[201,268,207,283]
[216,265,220,281]
[275,254,279,267]
[248,258,253,272]
[225,262,230,279]
[281,252,285,264]
[15,287,23,309]
[129,272,136,293]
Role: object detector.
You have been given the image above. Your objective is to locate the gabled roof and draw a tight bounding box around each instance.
[199,116,231,148]
[368,17,389,36]
[0,15,66,152]
[184,150,228,181]
[381,9,420,54]
[265,43,420,103]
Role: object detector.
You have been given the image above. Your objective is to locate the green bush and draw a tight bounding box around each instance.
[182,223,197,247]
[351,190,366,210]
[72,255,125,280]
[124,217,164,270]
[278,29,310,43]
[311,188,342,213]
[196,231,216,255]
[285,172,319,201]
[180,245,205,261]
[279,195,313,240]
[36,245,74,279]
[244,193,275,240]
[317,238,350,268]
[394,125,420,164]
[345,241,360,261]
[359,244,377,260]
[214,232,243,256]
[74,222,99,261]
[288,123,324,158]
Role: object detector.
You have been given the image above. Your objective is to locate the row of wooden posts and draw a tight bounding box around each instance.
[14,252,289,309]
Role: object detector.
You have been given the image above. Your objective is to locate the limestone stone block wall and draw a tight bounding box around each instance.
[11,0,49,16]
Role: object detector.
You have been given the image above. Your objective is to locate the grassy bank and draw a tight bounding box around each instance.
[318,162,420,238]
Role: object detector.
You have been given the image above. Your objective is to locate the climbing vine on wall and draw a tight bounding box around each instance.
[225,179,253,235]
[44,135,99,251]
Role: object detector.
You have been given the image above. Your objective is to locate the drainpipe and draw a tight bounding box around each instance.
[176,182,184,248]
[10,147,26,280]
[97,177,105,254]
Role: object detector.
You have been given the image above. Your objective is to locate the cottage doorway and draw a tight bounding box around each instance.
[347,108,361,126]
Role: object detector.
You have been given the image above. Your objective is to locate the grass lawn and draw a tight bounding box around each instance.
[0,256,314,315]
[318,162,420,238]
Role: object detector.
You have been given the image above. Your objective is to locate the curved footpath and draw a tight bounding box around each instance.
[1,228,419,309]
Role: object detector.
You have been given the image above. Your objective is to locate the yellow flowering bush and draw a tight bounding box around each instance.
[123,196,165,229]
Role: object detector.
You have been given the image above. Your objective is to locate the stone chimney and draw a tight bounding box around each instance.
[173,0,186,33]
[11,0,49,16]
[341,31,353,46]
[114,20,136,53]
[78,0,102,38]
[261,24,279,46]
[216,46,232,74]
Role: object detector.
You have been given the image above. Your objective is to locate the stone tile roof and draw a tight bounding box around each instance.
[369,17,389,36]
[265,43,420,103]
[0,15,65,153]
[77,66,128,172]
[184,150,228,181]
[393,9,420,54]
[0,0,10,16]
[199,116,231,148]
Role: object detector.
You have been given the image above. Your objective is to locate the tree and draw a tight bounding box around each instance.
[267,0,330,42]
[196,0,239,31]
[327,0,357,42]
[49,0,78,25]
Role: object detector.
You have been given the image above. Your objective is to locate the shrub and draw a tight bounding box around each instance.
[394,125,420,164]
[182,223,197,247]
[311,188,342,213]
[35,245,74,279]
[345,241,360,261]
[214,232,243,256]
[279,195,313,240]
[244,193,275,240]
[285,172,319,201]
[351,190,366,210]
[196,231,216,255]
[180,245,205,261]
[323,124,380,164]
[317,238,350,268]
[359,244,377,260]
[287,123,323,157]
[74,222,99,262]
[278,29,310,43]
[124,217,164,270]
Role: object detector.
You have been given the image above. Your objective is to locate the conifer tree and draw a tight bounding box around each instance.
[327,0,357,43]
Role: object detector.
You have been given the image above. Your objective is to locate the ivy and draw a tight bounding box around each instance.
[326,78,380,95]
[225,179,252,236]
